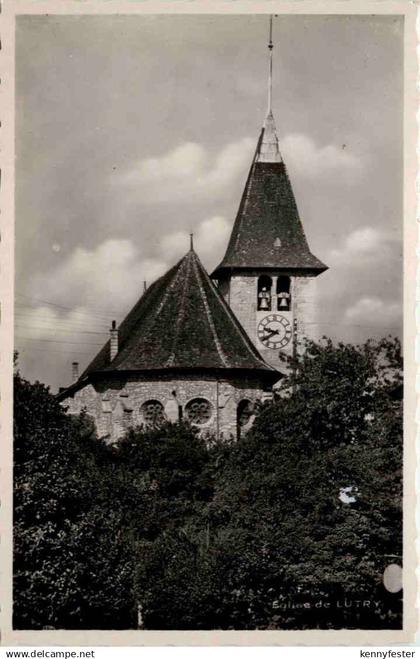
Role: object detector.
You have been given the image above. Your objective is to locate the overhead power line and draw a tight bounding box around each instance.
[301,320,401,331]
[15,335,104,347]
[14,310,109,331]
[15,294,121,321]
[16,346,99,356]
[15,322,108,336]
[15,305,112,324]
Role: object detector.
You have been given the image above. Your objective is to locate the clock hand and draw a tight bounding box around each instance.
[264,327,280,337]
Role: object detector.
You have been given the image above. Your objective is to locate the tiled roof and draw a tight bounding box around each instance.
[212,121,328,278]
[77,250,278,381]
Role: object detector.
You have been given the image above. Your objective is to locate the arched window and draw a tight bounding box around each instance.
[237,399,254,439]
[277,276,291,311]
[257,275,272,311]
[141,400,166,427]
[185,398,213,426]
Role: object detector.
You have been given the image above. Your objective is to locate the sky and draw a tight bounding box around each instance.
[15,14,403,393]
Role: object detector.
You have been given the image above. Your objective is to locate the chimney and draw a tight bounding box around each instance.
[71,361,79,382]
[110,320,118,361]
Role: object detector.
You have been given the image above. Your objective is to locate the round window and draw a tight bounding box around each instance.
[185,398,213,426]
[141,400,165,427]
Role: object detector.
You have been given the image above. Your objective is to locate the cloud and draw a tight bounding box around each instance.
[279,133,362,180]
[343,227,382,253]
[18,214,232,389]
[15,304,109,343]
[14,303,110,389]
[344,296,401,329]
[327,226,399,265]
[114,138,254,203]
[18,240,168,389]
[133,142,206,181]
[26,214,231,329]
[159,215,231,266]
[115,133,362,207]
[30,239,168,313]
[319,226,401,336]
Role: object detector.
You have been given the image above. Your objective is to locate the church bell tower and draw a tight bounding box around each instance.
[211,17,328,371]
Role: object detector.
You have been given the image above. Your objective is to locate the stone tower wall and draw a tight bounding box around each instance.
[227,275,257,340]
[293,275,322,352]
[224,271,321,372]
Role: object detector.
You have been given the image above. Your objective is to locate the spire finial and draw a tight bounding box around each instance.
[189,233,194,251]
[267,15,273,116]
[257,14,282,164]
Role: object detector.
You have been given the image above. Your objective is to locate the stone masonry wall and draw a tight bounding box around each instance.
[62,373,271,443]
[293,275,321,352]
[225,272,321,373]
[228,275,257,343]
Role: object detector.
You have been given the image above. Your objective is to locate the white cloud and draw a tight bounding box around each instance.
[20,215,232,388]
[279,133,362,180]
[159,215,231,266]
[159,231,190,262]
[344,227,382,253]
[27,214,231,338]
[30,239,168,312]
[114,133,362,206]
[196,216,231,261]
[133,142,206,181]
[16,304,109,342]
[14,303,110,387]
[344,296,401,328]
[19,241,168,386]
[115,138,254,203]
[328,226,397,265]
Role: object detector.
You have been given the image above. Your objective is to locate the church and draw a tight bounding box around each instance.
[58,24,327,442]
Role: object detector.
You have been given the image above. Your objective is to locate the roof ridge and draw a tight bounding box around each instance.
[109,257,184,370]
[196,252,276,372]
[164,253,192,367]
[77,249,279,380]
[231,129,264,257]
[191,255,230,368]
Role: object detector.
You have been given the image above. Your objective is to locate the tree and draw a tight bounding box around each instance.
[135,337,403,629]
[14,337,403,630]
[13,370,137,629]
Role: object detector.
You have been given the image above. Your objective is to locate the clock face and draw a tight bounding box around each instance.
[258,314,293,350]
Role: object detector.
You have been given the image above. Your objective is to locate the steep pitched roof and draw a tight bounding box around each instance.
[76,250,277,382]
[212,112,327,278]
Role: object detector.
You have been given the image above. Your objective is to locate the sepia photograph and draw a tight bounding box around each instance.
[2,3,417,645]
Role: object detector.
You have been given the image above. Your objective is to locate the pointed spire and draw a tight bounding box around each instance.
[267,14,273,116]
[190,233,194,251]
[257,15,282,164]
[211,15,328,280]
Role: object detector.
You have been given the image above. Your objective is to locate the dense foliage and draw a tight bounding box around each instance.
[13,337,403,630]
[13,372,137,629]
